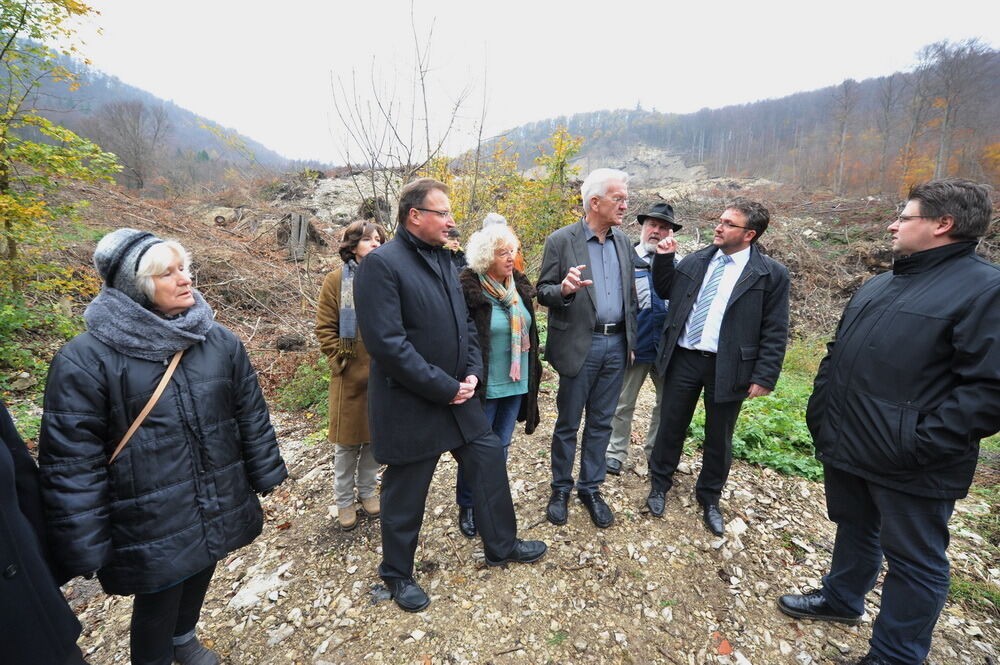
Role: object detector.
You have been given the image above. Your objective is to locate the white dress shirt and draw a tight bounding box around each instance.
[680,245,751,353]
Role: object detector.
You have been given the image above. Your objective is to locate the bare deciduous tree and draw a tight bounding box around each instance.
[82,99,170,190]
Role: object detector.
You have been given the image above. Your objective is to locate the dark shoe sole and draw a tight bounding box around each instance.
[459,526,477,538]
[776,598,862,626]
[485,548,547,567]
[606,462,622,476]
[394,596,431,613]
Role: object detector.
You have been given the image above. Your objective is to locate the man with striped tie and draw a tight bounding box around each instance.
[645,198,790,535]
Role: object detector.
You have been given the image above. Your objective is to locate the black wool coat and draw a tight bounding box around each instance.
[652,244,790,403]
[1,402,82,665]
[458,268,542,435]
[38,323,288,595]
[354,225,490,465]
[808,242,1000,499]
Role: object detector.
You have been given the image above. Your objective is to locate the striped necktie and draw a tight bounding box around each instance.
[686,254,732,347]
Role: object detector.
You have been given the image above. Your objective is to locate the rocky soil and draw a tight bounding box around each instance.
[64,383,998,665]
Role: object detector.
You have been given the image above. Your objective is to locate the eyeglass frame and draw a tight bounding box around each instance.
[718,219,750,230]
[892,214,940,224]
[414,207,453,219]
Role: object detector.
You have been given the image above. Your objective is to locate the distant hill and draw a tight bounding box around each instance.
[500,40,1000,195]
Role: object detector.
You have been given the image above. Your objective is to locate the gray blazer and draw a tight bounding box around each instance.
[537,219,638,377]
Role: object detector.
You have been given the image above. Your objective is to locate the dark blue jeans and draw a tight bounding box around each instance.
[550,332,627,494]
[820,465,955,665]
[456,394,522,507]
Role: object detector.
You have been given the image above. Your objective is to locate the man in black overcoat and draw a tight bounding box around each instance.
[354,178,546,612]
[646,198,790,535]
[1,401,90,665]
[778,179,1000,665]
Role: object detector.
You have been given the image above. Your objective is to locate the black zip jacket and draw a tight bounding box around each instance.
[807,242,1000,499]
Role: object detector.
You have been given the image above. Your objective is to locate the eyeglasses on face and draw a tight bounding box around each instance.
[414,207,453,219]
[603,196,629,205]
[893,215,938,224]
[718,220,749,230]
[494,248,516,258]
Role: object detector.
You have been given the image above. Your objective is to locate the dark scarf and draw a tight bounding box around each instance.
[84,287,216,362]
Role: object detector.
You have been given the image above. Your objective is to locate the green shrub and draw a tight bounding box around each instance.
[0,294,84,392]
[276,354,329,414]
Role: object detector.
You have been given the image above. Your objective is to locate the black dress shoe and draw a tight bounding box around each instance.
[702,503,725,536]
[385,577,430,612]
[546,489,570,525]
[485,539,548,566]
[606,458,622,476]
[855,654,891,665]
[458,506,476,538]
[776,589,862,626]
[578,491,614,528]
[646,490,665,517]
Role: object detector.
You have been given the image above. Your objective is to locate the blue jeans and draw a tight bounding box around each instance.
[820,465,954,665]
[550,332,627,494]
[456,394,523,508]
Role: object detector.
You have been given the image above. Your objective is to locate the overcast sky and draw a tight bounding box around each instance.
[74,0,998,163]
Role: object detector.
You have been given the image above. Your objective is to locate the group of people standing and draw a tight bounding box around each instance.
[2,170,996,665]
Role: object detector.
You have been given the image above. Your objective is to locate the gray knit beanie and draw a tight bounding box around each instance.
[93,228,163,305]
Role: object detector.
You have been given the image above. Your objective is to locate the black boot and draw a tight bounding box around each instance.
[458,506,476,538]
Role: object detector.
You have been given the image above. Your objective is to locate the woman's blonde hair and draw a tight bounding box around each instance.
[135,241,191,301]
[465,223,519,275]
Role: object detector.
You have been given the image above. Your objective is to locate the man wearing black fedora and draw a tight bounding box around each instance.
[606,203,681,476]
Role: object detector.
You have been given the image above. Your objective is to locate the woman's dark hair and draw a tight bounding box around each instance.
[339,220,387,263]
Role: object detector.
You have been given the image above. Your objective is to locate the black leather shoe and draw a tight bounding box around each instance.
[777,589,862,626]
[458,506,476,538]
[702,503,725,536]
[855,654,891,665]
[578,491,614,528]
[385,577,430,613]
[646,490,665,517]
[546,489,570,525]
[485,539,548,566]
[606,458,622,476]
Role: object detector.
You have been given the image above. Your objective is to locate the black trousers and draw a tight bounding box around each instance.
[379,430,518,581]
[130,564,216,665]
[648,347,744,505]
[821,465,954,665]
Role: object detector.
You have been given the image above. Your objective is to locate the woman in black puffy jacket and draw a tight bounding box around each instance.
[38,228,288,665]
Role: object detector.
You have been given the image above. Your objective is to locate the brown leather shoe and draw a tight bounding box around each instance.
[338,506,358,530]
[360,495,380,517]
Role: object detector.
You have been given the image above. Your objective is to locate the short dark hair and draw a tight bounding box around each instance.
[397,178,449,230]
[339,220,387,263]
[907,178,993,242]
[727,197,770,243]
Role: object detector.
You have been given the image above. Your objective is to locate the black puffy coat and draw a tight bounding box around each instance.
[808,242,1000,499]
[39,323,287,595]
[458,268,541,435]
[1,402,82,665]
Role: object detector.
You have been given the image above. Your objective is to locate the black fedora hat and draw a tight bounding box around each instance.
[636,202,682,231]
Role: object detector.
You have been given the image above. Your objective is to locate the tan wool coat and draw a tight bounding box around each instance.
[316,267,371,446]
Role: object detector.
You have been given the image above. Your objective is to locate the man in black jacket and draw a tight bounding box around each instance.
[778,179,1000,665]
[354,178,546,613]
[647,199,789,535]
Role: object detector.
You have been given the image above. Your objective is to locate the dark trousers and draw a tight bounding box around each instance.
[130,564,216,665]
[456,394,522,508]
[550,332,627,493]
[379,430,517,581]
[820,465,954,665]
[648,347,744,505]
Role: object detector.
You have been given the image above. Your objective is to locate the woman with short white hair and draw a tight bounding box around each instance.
[39,228,287,665]
[453,219,541,538]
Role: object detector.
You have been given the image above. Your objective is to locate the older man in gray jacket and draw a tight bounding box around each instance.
[537,168,638,529]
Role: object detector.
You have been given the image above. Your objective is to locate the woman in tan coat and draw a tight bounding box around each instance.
[316,220,387,530]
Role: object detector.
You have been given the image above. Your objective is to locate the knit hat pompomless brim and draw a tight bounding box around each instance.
[93,228,164,305]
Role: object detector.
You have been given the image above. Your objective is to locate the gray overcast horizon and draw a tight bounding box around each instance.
[75,0,999,164]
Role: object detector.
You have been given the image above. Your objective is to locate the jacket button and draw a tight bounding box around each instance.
[3,564,17,579]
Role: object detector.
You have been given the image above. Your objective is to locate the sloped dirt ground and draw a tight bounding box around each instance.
[64,383,998,665]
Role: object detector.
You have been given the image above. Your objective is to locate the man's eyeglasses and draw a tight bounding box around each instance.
[893,215,937,224]
[718,220,749,230]
[604,196,629,205]
[415,207,453,219]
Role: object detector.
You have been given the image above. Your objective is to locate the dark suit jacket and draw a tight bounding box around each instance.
[1,402,82,665]
[354,224,491,465]
[652,244,790,402]
[536,219,638,377]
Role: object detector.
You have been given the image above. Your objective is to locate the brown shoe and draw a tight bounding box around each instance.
[360,495,380,517]
[338,506,358,530]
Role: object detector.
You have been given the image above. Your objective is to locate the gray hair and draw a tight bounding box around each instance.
[581,168,630,209]
[465,224,519,275]
[136,241,191,302]
[482,212,508,228]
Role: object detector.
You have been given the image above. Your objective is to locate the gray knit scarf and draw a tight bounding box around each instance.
[84,287,216,362]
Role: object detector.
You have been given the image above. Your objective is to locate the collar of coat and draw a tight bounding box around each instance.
[892,241,977,275]
[458,268,535,310]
